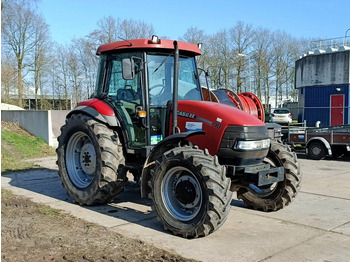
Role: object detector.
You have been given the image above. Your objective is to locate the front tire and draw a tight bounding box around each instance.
[150,146,233,238]
[57,114,125,205]
[237,140,301,211]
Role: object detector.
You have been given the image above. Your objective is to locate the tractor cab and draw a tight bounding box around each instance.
[93,37,203,154]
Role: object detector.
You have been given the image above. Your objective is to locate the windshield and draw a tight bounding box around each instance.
[147,54,201,105]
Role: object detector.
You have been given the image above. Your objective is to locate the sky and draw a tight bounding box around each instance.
[38,0,350,45]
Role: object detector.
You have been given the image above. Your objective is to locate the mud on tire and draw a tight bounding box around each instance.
[149,146,233,238]
[237,140,301,211]
[57,114,125,205]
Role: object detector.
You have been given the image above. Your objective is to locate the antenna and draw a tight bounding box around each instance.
[118,37,133,46]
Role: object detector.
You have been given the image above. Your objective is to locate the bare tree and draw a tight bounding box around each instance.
[251,28,273,101]
[89,16,155,46]
[2,1,45,107]
[72,38,99,100]
[67,50,82,106]
[120,19,154,39]
[205,30,231,89]
[95,16,120,44]
[180,27,208,69]
[228,21,254,93]
[32,16,51,109]
[271,31,292,107]
[1,55,17,102]
[55,45,71,109]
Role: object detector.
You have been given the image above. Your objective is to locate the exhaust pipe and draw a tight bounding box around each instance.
[172,41,179,134]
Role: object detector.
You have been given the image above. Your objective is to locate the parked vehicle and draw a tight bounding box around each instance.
[271,108,292,124]
[57,37,301,238]
[287,124,350,160]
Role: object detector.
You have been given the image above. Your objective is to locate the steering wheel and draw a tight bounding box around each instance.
[149,84,165,91]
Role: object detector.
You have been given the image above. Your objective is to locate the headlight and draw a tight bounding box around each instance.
[234,139,270,150]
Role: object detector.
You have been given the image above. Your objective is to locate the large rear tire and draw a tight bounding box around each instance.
[150,146,233,238]
[57,114,125,205]
[237,140,301,211]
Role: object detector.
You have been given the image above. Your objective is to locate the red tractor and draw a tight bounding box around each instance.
[57,36,301,238]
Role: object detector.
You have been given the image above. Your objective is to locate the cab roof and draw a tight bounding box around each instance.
[96,38,201,56]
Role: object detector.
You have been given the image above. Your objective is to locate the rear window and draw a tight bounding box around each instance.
[274,109,290,114]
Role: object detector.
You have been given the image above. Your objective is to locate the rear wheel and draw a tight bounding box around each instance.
[307,141,326,160]
[237,140,301,211]
[57,114,125,205]
[150,146,232,238]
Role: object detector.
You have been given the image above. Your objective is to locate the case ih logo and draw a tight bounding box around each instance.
[177,111,195,119]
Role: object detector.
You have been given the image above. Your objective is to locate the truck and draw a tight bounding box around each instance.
[57,36,301,238]
[287,124,350,160]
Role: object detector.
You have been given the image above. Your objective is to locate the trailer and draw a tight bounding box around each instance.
[287,124,350,160]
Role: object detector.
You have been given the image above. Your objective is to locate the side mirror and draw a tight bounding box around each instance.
[122,58,135,80]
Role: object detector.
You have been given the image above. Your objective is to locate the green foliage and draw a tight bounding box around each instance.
[1,149,37,172]
[1,127,55,173]
[2,129,54,158]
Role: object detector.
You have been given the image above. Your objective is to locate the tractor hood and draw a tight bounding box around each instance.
[177,100,265,127]
[176,100,267,155]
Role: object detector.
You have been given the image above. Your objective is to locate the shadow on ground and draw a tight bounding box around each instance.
[3,168,246,236]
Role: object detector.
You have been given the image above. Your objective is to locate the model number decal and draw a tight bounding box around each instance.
[177,111,195,119]
[213,122,222,129]
[177,111,213,125]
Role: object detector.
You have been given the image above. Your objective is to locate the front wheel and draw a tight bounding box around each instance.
[150,146,233,238]
[57,114,125,205]
[237,140,301,211]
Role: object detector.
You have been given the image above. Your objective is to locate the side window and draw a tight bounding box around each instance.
[106,53,142,104]
[178,58,200,100]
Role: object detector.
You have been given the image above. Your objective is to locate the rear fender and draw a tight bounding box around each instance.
[306,137,332,156]
[140,131,205,198]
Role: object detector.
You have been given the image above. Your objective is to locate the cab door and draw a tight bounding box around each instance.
[105,52,146,148]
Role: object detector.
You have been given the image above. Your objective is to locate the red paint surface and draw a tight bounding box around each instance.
[96,39,201,55]
[78,99,115,116]
[330,95,344,126]
[175,101,265,155]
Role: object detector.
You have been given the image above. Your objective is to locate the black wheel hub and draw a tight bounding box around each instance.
[175,180,196,205]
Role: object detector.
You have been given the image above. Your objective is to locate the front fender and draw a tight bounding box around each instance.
[67,99,120,127]
[140,131,205,198]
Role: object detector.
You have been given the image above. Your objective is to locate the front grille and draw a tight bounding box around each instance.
[218,125,269,166]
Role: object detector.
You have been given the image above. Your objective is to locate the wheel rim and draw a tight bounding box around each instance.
[311,145,321,156]
[161,166,202,221]
[66,132,96,188]
[248,157,279,197]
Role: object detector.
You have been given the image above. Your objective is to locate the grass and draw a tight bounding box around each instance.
[1,124,56,173]
[39,207,61,216]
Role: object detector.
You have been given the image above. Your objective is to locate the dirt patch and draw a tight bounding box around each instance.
[1,121,33,137]
[1,190,197,262]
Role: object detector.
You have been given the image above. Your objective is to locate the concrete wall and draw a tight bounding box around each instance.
[295,50,350,88]
[1,110,69,147]
[51,110,70,138]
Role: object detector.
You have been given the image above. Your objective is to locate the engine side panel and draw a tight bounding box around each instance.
[176,101,266,155]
